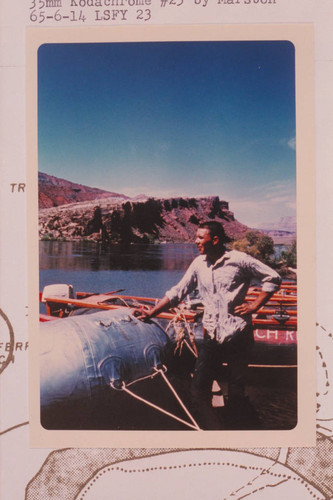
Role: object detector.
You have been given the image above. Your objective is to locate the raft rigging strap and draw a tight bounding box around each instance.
[116,366,202,431]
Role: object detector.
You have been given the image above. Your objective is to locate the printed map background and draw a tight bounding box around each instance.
[1,1,332,498]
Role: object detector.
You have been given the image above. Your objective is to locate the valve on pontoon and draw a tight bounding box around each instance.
[100,356,127,391]
[144,344,164,372]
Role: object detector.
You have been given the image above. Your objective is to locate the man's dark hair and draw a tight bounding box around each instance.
[199,220,231,244]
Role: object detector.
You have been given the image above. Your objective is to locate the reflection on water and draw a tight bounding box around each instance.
[39,241,199,298]
[39,241,292,299]
[40,241,198,272]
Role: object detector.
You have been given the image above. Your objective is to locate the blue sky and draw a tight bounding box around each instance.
[38,41,296,227]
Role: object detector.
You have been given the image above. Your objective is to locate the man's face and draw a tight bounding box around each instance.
[195,228,214,255]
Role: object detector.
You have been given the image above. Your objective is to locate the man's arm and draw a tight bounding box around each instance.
[234,253,281,317]
[234,290,274,317]
[134,295,171,321]
[134,258,199,321]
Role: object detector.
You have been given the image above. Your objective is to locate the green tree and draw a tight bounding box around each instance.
[257,234,275,262]
[232,231,275,265]
[246,231,260,246]
[281,240,297,268]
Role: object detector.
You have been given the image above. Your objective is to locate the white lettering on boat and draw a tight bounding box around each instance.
[254,329,296,344]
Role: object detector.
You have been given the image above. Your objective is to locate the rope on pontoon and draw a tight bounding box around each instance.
[125,369,161,387]
[118,367,202,431]
[183,338,198,358]
[157,367,200,430]
[166,308,199,358]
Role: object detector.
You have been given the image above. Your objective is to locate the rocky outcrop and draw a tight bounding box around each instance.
[38,172,129,209]
[39,196,250,244]
[38,172,252,243]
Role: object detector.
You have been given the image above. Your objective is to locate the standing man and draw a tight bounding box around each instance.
[137,221,281,429]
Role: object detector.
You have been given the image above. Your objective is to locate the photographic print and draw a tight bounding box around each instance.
[28,25,315,448]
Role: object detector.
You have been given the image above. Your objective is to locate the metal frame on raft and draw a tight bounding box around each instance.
[39,282,297,330]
